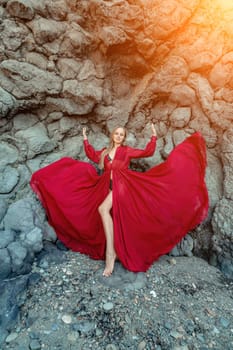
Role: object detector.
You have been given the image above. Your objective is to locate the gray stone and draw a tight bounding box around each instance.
[105,345,118,350]
[5,332,18,343]
[210,59,233,88]
[4,198,36,233]
[43,222,57,242]
[0,229,15,248]
[57,58,82,79]
[171,235,193,257]
[62,79,103,113]
[150,56,189,93]
[1,18,29,52]
[13,113,38,131]
[219,258,233,280]
[40,152,64,167]
[103,302,114,312]
[170,84,196,105]
[219,317,230,328]
[98,262,147,290]
[78,59,101,80]
[0,87,17,118]
[0,60,62,99]
[0,275,28,339]
[162,132,174,158]
[73,321,96,334]
[0,142,19,166]
[29,339,41,350]
[25,52,48,70]
[47,112,63,122]
[170,107,191,128]
[62,136,83,158]
[46,0,68,21]
[15,123,56,158]
[46,97,94,116]
[27,17,66,45]
[138,340,147,350]
[8,241,28,272]
[0,165,19,194]
[20,227,43,253]
[0,248,11,279]
[213,100,233,122]
[61,24,92,55]
[99,26,128,47]
[6,0,35,20]
[151,100,176,122]
[0,328,8,347]
[188,73,214,113]
[173,129,190,146]
[215,87,233,103]
[205,152,223,209]
[59,116,78,135]
[212,198,233,239]
[0,199,7,222]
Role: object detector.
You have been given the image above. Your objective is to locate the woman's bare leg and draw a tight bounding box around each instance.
[98,191,116,277]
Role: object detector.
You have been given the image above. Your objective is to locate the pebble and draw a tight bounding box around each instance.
[29,339,41,350]
[5,332,18,343]
[219,317,230,328]
[61,314,72,324]
[138,340,147,350]
[103,302,114,312]
[105,344,118,350]
[2,252,232,350]
[67,332,79,342]
[170,330,183,339]
[73,321,95,334]
[169,258,177,265]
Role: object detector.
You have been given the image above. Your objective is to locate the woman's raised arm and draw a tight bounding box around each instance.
[82,127,105,163]
[127,123,157,159]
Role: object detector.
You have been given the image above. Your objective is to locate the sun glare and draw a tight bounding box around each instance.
[215,0,233,9]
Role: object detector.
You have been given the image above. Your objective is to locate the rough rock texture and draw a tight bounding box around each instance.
[1,252,233,349]
[0,0,233,282]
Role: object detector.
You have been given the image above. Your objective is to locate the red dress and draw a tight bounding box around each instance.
[30,132,209,272]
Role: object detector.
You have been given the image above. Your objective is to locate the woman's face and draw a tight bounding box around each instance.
[112,127,126,145]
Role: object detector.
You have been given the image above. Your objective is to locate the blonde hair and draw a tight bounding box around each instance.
[98,126,127,169]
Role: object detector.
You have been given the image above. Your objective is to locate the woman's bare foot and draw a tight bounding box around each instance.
[103,252,116,277]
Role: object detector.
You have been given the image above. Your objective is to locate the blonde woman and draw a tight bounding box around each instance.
[83,124,156,276]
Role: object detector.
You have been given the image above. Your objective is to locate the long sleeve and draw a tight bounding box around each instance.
[83,139,105,164]
[127,136,156,159]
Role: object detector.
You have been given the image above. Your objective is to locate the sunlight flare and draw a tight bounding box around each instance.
[215,0,233,10]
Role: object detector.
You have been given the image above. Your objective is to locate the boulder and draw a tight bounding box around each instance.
[0,142,18,166]
[6,0,35,20]
[0,248,11,279]
[170,107,191,128]
[3,198,36,233]
[15,123,56,158]
[0,87,17,118]
[0,60,62,99]
[27,17,67,45]
[0,165,19,194]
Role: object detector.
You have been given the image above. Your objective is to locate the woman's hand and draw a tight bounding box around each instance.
[82,127,88,140]
[151,123,157,137]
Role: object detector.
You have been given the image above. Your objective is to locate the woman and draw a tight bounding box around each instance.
[83,124,157,276]
[30,124,209,277]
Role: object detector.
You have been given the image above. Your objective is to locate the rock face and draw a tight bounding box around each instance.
[0,0,233,279]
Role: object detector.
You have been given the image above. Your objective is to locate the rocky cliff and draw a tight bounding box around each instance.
[0,0,233,282]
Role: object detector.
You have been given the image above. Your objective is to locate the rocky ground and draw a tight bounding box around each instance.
[1,250,233,350]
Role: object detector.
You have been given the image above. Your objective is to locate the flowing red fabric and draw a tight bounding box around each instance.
[30,132,209,272]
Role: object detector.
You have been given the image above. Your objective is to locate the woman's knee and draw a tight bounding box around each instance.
[98,203,108,217]
[98,193,112,217]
